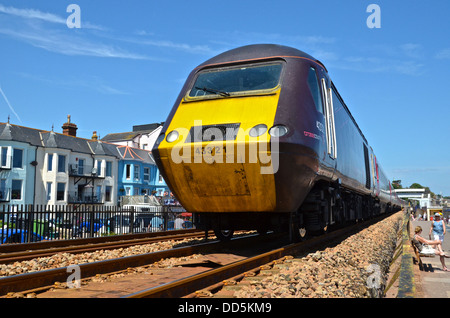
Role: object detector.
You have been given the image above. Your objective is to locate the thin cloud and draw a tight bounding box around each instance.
[17,72,130,96]
[0,4,104,30]
[0,5,171,61]
[120,34,215,55]
[0,86,22,123]
[0,4,65,23]
[0,26,151,60]
[435,48,450,60]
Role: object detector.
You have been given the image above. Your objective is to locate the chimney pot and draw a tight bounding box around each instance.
[62,115,78,137]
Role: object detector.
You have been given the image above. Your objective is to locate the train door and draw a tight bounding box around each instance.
[321,78,337,160]
[320,77,337,229]
[373,155,380,196]
[363,144,371,190]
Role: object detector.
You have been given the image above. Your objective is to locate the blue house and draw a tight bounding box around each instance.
[116,145,169,199]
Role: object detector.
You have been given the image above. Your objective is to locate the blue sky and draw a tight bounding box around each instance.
[1,0,450,195]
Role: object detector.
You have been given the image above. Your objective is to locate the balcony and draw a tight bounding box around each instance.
[69,164,104,177]
[69,164,104,185]
[68,191,104,204]
[0,188,10,202]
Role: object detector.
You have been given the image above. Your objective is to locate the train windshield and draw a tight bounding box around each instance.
[189,62,283,98]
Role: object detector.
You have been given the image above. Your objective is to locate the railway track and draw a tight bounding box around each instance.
[0,231,264,297]
[124,222,367,298]
[124,212,398,298]
[0,229,208,264]
[1,212,396,298]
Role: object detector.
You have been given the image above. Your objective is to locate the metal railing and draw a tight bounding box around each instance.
[0,204,190,245]
[68,164,103,178]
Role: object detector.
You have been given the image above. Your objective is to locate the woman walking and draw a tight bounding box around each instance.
[429,213,446,243]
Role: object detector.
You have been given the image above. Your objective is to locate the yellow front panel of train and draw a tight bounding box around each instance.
[158,91,281,212]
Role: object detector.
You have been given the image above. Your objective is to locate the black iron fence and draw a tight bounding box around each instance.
[0,204,190,245]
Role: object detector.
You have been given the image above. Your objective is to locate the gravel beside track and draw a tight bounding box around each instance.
[0,237,207,277]
[231,211,403,298]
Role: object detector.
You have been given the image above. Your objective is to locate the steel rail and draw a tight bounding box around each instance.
[0,230,210,264]
[0,232,263,296]
[0,229,201,253]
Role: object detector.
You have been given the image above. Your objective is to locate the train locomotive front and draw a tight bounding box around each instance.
[152,44,398,240]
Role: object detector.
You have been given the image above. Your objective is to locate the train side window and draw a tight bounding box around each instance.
[307,67,323,114]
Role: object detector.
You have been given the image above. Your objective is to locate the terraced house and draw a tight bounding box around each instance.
[0,117,169,208]
[0,122,37,206]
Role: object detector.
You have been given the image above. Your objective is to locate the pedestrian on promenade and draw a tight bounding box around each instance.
[429,213,446,243]
[414,226,450,271]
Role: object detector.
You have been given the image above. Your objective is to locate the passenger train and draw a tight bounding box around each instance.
[152,44,402,241]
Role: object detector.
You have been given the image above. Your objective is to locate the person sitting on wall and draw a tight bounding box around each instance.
[413,226,450,271]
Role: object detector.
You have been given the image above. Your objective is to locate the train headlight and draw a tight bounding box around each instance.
[249,124,267,137]
[166,131,179,143]
[269,125,289,137]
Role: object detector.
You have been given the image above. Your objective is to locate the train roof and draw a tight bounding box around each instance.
[198,44,326,71]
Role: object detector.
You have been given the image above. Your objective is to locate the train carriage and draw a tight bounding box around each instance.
[152,44,401,240]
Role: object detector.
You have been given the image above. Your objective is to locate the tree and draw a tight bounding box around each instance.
[392,180,402,189]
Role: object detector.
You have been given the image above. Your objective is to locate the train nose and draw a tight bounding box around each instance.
[156,127,279,213]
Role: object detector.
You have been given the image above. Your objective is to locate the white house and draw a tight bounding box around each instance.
[34,120,120,207]
[0,122,38,207]
[101,123,163,150]
[1,117,120,207]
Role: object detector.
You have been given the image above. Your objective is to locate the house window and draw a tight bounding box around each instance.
[143,167,150,182]
[78,159,85,175]
[106,161,112,177]
[47,154,53,172]
[12,148,23,168]
[105,186,112,202]
[58,155,66,173]
[134,165,140,180]
[96,186,102,202]
[97,160,102,176]
[133,187,140,195]
[159,174,164,183]
[126,164,131,179]
[46,182,52,201]
[11,180,22,200]
[57,183,65,201]
[0,179,6,200]
[1,147,8,167]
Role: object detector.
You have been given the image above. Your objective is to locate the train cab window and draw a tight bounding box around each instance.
[188,62,283,98]
[307,67,323,114]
